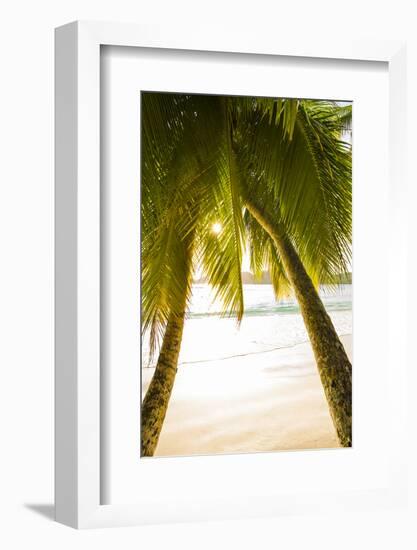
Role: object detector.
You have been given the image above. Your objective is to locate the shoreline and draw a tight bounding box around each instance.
[143,334,352,457]
[142,331,353,370]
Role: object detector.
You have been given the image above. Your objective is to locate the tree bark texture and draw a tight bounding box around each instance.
[141,308,186,456]
[246,198,352,447]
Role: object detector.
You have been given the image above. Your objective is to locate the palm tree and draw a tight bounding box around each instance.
[141,94,353,455]
[141,94,245,456]
[244,201,352,445]
[141,224,195,456]
[235,99,353,445]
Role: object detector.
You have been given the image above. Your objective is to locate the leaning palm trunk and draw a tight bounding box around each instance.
[246,198,352,447]
[141,224,196,457]
[141,307,187,456]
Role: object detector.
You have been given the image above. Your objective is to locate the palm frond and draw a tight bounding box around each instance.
[141,93,352,358]
[236,99,351,284]
[243,209,291,299]
[141,93,246,357]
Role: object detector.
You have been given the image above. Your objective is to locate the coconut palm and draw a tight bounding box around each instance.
[141,93,352,455]
[141,94,245,456]
[235,99,353,445]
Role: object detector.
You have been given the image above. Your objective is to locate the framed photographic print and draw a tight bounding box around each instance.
[55,21,407,528]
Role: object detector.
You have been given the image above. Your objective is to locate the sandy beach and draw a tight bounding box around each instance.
[142,333,352,457]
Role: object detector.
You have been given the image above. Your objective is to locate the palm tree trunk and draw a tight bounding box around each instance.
[141,308,186,456]
[246,198,352,447]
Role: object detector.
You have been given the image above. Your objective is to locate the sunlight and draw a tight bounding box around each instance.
[211,222,222,235]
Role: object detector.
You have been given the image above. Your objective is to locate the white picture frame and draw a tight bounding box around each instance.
[55,20,407,529]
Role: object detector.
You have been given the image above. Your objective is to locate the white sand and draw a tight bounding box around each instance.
[142,334,352,457]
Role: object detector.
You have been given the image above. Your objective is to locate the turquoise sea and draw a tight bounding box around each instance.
[142,284,352,369]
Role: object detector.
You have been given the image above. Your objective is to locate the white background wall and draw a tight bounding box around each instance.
[0,1,415,548]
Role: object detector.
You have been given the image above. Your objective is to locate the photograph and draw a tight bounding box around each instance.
[140,92,352,458]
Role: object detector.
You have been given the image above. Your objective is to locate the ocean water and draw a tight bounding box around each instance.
[142,284,352,369]
[188,283,351,318]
